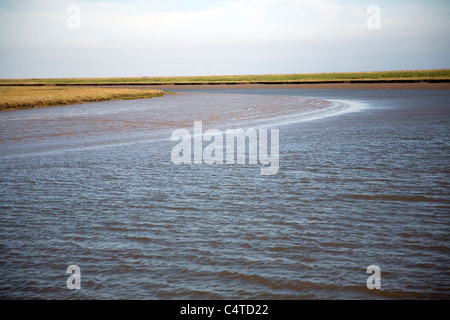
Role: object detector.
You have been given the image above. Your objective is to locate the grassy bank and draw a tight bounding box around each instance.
[0,86,164,110]
[1,70,449,86]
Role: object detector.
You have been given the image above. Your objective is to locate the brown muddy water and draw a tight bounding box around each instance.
[0,89,449,299]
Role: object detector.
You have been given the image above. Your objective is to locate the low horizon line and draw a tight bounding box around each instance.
[1,68,450,81]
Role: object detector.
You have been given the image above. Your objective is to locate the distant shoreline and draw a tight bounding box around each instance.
[2,81,450,91]
[2,71,449,110]
[1,70,449,87]
[2,82,449,111]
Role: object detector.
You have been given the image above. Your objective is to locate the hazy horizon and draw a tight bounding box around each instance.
[2,68,450,80]
[1,0,449,79]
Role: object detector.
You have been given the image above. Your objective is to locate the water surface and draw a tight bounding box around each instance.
[0,89,449,299]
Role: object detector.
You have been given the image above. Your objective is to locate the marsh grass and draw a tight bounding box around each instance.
[0,86,164,110]
[0,70,449,86]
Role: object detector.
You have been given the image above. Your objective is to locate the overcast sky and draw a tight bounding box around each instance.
[0,0,449,78]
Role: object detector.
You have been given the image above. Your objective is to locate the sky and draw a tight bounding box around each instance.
[0,0,449,78]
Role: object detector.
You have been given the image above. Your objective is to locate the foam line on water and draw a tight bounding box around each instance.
[237,99,369,130]
[156,98,369,138]
[0,96,369,158]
